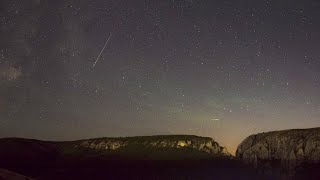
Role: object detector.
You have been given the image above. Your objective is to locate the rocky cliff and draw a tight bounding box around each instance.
[0,135,231,162]
[60,135,231,159]
[236,128,320,177]
[0,136,275,180]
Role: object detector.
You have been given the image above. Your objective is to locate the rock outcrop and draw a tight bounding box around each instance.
[55,135,231,160]
[0,136,272,180]
[0,135,231,162]
[72,135,229,155]
[236,128,320,177]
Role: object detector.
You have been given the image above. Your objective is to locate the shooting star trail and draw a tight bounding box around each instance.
[211,118,220,121]
[92,33,112,69]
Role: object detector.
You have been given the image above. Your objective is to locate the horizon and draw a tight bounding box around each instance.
[2,126,320,155]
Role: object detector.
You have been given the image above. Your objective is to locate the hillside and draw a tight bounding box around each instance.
[0,169,34,180]
[0,135,269,180]
[236,127,320,179]
[0,135,230,161]
[58,135,231,160]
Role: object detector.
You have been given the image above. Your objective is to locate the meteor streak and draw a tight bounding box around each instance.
[92,33,112,68]
[211,118,220,121]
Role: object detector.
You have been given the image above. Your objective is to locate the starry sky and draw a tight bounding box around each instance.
[1,0,320,154]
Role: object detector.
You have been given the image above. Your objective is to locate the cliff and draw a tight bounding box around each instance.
[0,135,231,163]
[61,135,231,159]
[0,136,271,180]
[236,127,320,178]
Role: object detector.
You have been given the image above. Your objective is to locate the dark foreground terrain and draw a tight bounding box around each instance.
[0,135,271,180]
[6,159,271,180]
[1,157,271,180]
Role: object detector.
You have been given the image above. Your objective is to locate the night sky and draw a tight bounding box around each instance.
[1,0,320,154]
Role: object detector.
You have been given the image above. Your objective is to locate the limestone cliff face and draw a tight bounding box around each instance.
[70,135,231,157]
[0,136,231,162]
[236,128,320,175]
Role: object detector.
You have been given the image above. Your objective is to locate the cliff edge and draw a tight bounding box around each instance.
[236,127,320,178]
[60,135,231,159]
[0,135,231,162]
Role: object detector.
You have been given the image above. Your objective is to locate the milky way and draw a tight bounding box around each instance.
[1,0,320,154]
